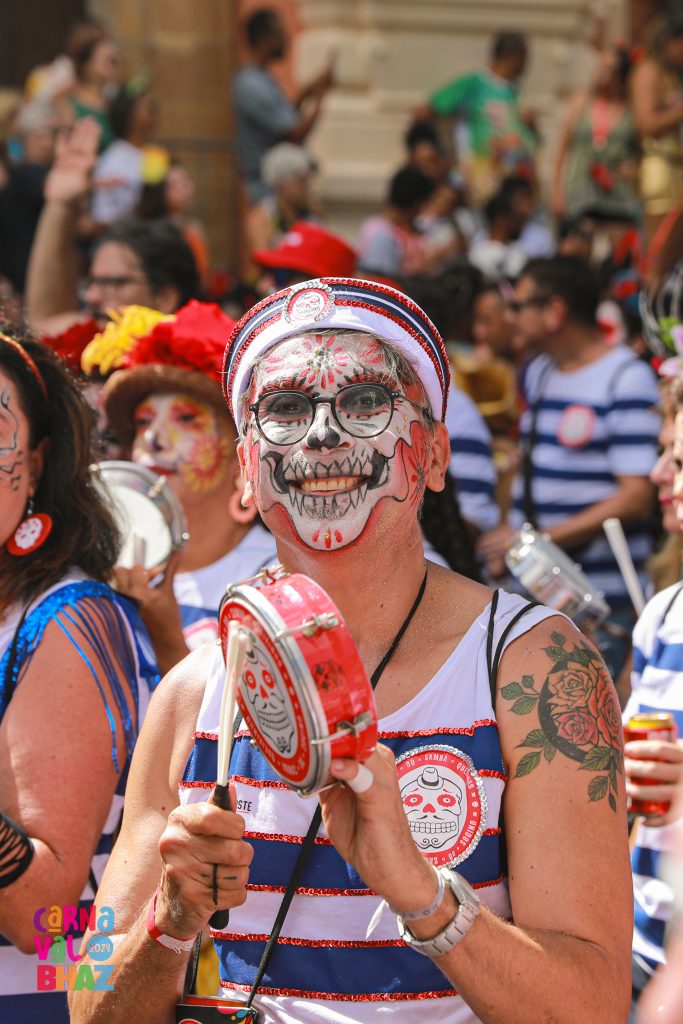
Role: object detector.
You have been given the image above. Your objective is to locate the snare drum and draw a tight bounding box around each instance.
[92,460,188,574]
[218,568,377,796]
[505,524,610,627]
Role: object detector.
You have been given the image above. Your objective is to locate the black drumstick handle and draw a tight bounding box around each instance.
[209,783,232,929]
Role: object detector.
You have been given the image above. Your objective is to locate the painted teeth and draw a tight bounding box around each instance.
[300,477,363,494]
[410,821,458,833]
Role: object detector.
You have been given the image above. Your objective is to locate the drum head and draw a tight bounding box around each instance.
[219,572,377,795]
[505,524,610,626]
[93,461,188,571]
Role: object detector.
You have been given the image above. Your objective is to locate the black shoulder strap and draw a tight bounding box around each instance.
[607,353,640,406]
[521,361,553,528]
[486,591,541,710]
[486,590,541,882]
[661,584,683,625]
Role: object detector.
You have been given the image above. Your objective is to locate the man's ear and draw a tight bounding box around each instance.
[543,294,567,333]
[153,285,181,315]
[236,438,255,506]
[425,422,450,493]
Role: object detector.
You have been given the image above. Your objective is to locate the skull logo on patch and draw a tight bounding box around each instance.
[396,745,487,867]
[242,634,296,755]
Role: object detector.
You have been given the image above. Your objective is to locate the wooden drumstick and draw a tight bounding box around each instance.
[603,518,646,615]
[131,532,147,566]
[210,621,248,929]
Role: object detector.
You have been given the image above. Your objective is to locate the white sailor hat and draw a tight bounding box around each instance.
[222,277,451,428]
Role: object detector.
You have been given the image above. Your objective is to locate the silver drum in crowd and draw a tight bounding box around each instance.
[505,524,610,628]
[91,460,188,577]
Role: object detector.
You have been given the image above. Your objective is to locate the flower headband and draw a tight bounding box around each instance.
[81,305,173,377]
[0,333,47,397]
[653,318,683,379]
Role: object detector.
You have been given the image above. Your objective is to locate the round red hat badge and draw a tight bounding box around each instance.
[396,744,487,868]
[284,282,335,326]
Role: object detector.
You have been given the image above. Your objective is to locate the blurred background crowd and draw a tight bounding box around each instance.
[3,1,683,1022]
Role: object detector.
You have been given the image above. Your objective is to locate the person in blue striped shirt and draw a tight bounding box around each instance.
[446,383,500,537]
[624,374,683,1020]
[478,255,660,680]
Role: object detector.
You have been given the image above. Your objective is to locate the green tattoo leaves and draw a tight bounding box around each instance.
[502,632,623,812]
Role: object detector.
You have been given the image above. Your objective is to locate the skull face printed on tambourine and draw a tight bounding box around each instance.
[218,569,377,796]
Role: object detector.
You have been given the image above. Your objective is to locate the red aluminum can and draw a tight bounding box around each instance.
[624,712,678,816]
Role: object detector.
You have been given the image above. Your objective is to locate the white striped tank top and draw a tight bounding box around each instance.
[180,590,559,1024]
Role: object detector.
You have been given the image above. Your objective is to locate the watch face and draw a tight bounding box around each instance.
[444,867,479,907]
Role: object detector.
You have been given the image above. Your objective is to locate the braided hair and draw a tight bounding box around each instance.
[421,470,481,581]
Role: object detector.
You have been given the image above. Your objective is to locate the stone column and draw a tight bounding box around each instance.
[90,0,237,272]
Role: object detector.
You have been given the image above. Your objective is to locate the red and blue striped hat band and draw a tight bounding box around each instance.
[222,277,450,427]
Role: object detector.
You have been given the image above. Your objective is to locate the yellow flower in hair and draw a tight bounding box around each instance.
[81,305,173,377]
[141,145,171,186]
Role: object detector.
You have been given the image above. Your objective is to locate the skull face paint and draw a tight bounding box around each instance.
[0,372,32,546]
[243,333,433,551]
[131,392,233,500]
[0,384,21,487]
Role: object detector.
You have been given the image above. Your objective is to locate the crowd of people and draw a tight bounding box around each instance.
[1,6,683,1024]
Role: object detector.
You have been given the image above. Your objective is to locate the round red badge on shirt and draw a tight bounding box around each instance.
[557,404,596,448]
[396,745,487,868]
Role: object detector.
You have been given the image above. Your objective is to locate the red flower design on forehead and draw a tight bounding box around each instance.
[300,334,351,389]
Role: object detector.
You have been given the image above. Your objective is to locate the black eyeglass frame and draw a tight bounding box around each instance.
[507,293,552,314]
[248,382,433,445]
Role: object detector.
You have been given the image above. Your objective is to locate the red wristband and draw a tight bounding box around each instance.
[146,889,197,954]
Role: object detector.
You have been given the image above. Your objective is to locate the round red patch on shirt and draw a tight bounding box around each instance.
[395,745,487,868]
[557,404,596,448]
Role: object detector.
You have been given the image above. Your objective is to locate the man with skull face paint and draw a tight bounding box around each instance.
[70,279,631,1024]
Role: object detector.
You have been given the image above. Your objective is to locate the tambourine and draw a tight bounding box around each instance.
[91,460,189,575]
[505,524,610,628]
[218,568,377,796]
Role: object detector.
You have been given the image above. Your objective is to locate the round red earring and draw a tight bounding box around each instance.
[6,507,53,556]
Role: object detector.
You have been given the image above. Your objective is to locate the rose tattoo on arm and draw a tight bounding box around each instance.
[501,632,624,812]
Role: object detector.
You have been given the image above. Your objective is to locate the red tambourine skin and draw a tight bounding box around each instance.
[219,572,377,792]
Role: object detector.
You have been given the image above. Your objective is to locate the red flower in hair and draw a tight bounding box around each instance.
[120,300,235,381]
[41,319,100,375]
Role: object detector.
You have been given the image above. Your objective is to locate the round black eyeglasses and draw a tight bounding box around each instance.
[248,382,432,445]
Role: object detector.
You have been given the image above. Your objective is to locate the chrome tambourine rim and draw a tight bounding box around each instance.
[90,460,189,569]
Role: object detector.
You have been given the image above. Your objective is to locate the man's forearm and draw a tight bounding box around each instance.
[547,486,651,551]
[25,200,80,331]
[69,911,189,1024]
[435,909,628,1024]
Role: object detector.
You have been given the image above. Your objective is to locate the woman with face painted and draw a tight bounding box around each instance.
[0,334,158,1024]
[71,279,631,1024]
[96,300,277,674]
[623,369,683,1019]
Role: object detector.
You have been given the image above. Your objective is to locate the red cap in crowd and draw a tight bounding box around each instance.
[252,222,357,280]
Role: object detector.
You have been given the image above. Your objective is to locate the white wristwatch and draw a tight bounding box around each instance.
[396,867,480,958]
